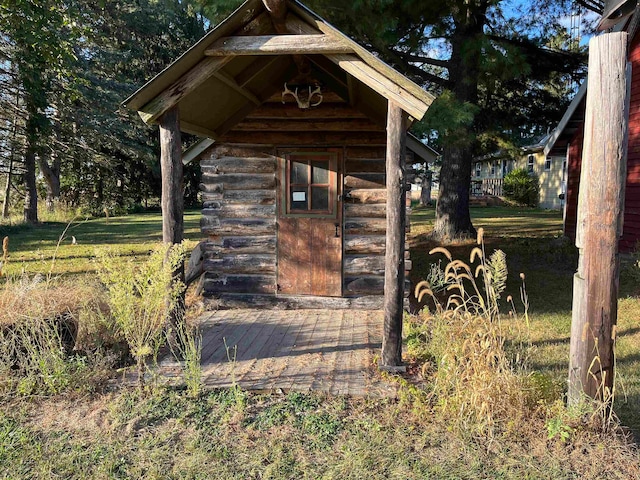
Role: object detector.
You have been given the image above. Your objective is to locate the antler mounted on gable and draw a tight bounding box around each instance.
[282,83,323,109]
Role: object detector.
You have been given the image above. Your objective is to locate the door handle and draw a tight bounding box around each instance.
[335,223,340,238]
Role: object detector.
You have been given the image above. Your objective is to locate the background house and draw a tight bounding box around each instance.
[472,133,567,209]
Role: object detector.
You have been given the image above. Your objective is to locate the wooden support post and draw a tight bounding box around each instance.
[381,101,407,368]
[159,107,184,246]
[159,107,185,338]
[568,32,629,405]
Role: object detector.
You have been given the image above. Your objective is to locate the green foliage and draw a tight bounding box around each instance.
[503,168,540,207]
[170,320,203,398]
[422,90,479,147]
[97,242,186,385]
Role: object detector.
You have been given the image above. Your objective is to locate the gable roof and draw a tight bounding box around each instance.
[123,0,434,140]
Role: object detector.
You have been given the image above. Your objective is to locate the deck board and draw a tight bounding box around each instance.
[157,308,398,398]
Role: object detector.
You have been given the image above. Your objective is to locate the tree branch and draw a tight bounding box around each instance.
[391,50,450,69]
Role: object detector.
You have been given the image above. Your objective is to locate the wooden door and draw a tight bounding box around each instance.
[277,150,342,296]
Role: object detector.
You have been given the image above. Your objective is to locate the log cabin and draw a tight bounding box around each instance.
[546,11,640,252]
[123,0,436,366]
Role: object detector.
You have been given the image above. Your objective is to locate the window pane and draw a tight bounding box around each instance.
[290,188,308,210]
[291,160,308,184]
[312,160,329,184]
[311,186,329,211]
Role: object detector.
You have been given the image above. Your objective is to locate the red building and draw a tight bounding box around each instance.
[546,15,640,252]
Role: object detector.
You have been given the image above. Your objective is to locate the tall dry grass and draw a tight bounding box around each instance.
[0,272,104,394]
[410,228,557,438]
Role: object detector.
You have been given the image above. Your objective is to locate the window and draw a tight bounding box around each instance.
[527,155,534,173]
[544,157,552,171]
[475,163,481,177]
[285,153,336,215]
[502,159,508,176]
[490,161,496,176]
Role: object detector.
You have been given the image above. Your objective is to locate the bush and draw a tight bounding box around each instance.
[503,168,539,207]
[97,243,186,386]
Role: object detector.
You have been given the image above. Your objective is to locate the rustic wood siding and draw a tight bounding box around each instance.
[623,32,640,252]
[343,146,412,297]
[201,145,278,296]
[564,124,583,244]
[199,141,413,306]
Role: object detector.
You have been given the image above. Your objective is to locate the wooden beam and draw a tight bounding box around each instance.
[381,101,407,368]
[219,130,386,145]
[138,12,274,124]
[212,71,261,105]
[159,107,184,245]
[286,7,435,110]
[285,13,431,119]
[235,56,281,86]
[568,32,629,405]
[215,56,295,137]
[265,90,346,103]
[205,35,352,56]
[246,103,368,119]
[233,118,384,132]
[159,106,185,345]
[330,54,426,120]
[179,120,219,139]
[138,57,233,125]
[347,75,357,107]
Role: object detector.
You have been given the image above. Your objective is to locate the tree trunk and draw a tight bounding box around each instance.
[1,167,10,219]
[432,2,487,241]
[23,146,38,224]
[434,144,476,239]
[420,171,432,206]
[3,80,20,219]
[38,156,61,212]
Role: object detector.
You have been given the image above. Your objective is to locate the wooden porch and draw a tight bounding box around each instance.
[158,309,398,397]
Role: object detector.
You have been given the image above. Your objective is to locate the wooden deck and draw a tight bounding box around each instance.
[158,309,398,397]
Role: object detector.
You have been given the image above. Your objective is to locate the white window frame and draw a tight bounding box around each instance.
[544,156,552,171]
[527,155,534,174]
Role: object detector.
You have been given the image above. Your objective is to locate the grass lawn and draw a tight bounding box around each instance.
[0,209,203,277]
[0,206,639,479]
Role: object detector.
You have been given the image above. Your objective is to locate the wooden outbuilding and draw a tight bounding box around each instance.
[546,13,640,253]
[123,0,435,366]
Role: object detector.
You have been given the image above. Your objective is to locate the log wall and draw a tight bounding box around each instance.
[200,145,279,298]
[198,141,414,308]
[343,146,412,298]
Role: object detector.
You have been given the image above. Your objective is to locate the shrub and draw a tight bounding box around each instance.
[503,168,539,207]
[97,243,186,386]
